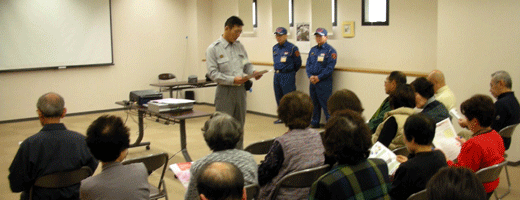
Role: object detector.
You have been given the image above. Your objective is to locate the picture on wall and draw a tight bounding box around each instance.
[342,21,355,38]
[296,23,310,41]
[296,23,311,53]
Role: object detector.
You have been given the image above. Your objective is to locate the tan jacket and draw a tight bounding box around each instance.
[372,107,416,150]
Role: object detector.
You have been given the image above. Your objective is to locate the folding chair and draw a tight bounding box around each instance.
[270,165,330,200]
[122,152,169,200]
[244,138,275,155]
[245,183,260,200]
[499,123,518,150]
[392,146,410,157]
[474,161,507,200]
[29,166,93,200]
[407,189,427,200]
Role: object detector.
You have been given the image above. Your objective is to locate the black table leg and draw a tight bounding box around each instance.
[180,119,192,162]
[129,109,150,150]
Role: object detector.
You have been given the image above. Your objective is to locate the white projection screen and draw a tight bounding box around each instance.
[0,0,113,72]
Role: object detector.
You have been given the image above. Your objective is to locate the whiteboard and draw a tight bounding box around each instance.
[0,0,113,72]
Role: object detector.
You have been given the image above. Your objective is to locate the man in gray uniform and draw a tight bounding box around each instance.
[206,16,262,149]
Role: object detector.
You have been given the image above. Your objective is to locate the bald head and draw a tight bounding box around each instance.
[197,162,245,200]
[427,70,446,92]
[37,92,65,118]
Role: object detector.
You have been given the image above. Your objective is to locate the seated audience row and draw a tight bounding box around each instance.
[9,69,517,200]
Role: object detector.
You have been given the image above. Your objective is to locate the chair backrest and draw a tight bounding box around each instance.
[244,138,275,155]
[245,183,260,200]
[475,161,507,183]
[271,165,330,200]
[392,146,410,157]
[407,189,428,200]
[499,123,519,138]
[30,166,93,200]
[122,152,169,188]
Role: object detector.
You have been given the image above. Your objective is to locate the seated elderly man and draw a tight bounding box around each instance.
[458,71,520,149]
[80,115,150,200]
[185,112,258,200]
[197,162,246,200]
[368,71,407,133]
[8,92,98,200]
[489,71,520,149]
[427,70,456,110]
[411,77,450,123]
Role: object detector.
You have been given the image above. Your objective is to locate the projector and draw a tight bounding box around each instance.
[129,90,163,106]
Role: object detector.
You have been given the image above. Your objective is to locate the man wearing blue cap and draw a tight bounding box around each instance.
[306,28,337,128]
[272,27,302,124]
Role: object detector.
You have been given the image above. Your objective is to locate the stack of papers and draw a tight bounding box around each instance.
[147,98,195,113]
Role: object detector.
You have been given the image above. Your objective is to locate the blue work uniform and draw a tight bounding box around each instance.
[273,41,302,105]
[306,42,337,126]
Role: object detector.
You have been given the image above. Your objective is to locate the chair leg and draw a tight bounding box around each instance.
[162,180,169,200]
[497,164,511,200]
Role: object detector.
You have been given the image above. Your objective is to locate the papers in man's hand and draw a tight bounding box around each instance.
[169,162,193,188]
[449,108,463,120]
[243,69,270,80]
[433,118,461,161]
[369,142,401,175]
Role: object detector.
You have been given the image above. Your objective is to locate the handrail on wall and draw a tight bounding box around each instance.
[201,59,429,77]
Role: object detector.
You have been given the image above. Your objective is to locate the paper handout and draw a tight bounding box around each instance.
[369,141,401,175]
[433,118,461,161]
[169,162,193,188]
[243,69,270,80]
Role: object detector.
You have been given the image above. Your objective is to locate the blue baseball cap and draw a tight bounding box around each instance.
[274,27,287,35]
[314,28,327,36]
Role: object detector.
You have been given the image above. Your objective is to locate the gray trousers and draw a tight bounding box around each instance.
[215,85,246,149]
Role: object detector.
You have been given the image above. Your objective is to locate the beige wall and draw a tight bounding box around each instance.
[195,0,437,119]
[437,0,520,130]
[1,0,519,124]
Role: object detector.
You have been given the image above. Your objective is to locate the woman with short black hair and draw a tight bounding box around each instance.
[309,110,391,200]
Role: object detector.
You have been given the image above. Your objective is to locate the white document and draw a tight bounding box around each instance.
[433,118,461,161]
[243,69,270,80]
[449,108,463,120]
[369,142,401,175]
